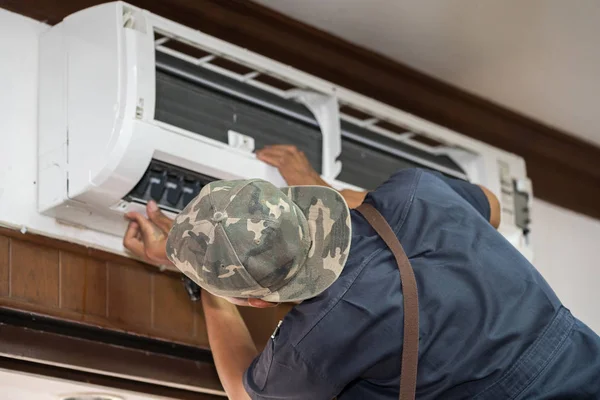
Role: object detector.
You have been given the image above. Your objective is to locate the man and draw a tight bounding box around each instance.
[124,145,600,399]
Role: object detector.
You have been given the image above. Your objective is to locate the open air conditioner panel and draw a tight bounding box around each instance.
[155,52,323,174]
[154,50,468,191]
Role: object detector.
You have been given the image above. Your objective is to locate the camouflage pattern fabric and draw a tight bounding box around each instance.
[166,179,351,302]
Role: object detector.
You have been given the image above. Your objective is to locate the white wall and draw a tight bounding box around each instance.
[532,198,600,333]
[0,8,598,335]
[0,9,46,197]
[254,0,600,148]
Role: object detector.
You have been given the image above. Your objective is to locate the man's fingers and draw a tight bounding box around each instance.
[123,221,146,259]
[261,144,298,154]
[123,213,170,265]
[258,145,307,165]
[293,149,308,163]
[147,201,173,233]
[257,145,298,160]
[125,212,164,243]
[256,150,283,167]
[124,220,139,243]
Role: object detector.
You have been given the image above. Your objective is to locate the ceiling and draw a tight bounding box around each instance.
[254,0,600,147]
[0,368,168,400]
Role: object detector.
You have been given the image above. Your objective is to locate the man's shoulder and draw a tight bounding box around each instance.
[360,168,424,235]
[376,168,423,192]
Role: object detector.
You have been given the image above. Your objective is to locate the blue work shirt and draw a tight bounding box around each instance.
[244,168,600,399]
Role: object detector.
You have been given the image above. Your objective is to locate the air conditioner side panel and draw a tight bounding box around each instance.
[63,2,127,200]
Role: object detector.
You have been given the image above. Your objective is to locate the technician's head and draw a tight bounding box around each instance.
[166,179,351,307]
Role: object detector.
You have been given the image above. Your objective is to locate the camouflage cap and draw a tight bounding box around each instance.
[166,179,352,302]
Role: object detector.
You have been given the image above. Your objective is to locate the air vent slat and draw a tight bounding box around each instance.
[210,57,256,75]
[409,134,445,147]
[159,38,211,60]
[339,105,373,121]
[375,120,409,135]
[251,73,297,91]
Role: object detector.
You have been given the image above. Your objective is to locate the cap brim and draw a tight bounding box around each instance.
[261,186,352,302]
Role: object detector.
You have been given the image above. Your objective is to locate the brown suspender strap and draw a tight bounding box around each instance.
[356,203,419,400]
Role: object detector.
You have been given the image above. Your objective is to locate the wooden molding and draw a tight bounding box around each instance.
[0,357,222,400]
[0,318,225,398]
[3,0,600,219]
[0,225,173,273]
[0,229,294,394]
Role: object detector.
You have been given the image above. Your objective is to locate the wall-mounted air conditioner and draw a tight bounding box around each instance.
[38,1,533,260]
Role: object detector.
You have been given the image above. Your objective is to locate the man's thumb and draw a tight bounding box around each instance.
[147,201,173,233]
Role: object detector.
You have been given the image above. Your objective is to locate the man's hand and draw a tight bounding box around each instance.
[256,145,367,208]
[256,145,329,186]
[123,200,174,266]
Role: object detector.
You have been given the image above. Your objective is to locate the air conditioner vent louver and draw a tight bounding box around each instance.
[154,29,303,97]
[210,56,256,75]
[159,37,212,60]
[124,159,216,213]
[339,105,373,120]
[252,73,297,91]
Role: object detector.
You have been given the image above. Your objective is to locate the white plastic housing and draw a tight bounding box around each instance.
[38,1,534,261]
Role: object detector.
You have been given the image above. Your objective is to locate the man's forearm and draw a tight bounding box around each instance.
[340,189,367,209]
[310,174,367,209]
[478,185,501,229]
[201,291,256,400]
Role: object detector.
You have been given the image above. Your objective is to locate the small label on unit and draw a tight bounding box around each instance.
[110,200,131,212]
[228,130,255,153]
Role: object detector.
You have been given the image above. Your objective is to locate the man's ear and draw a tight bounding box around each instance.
[248,298,280,308]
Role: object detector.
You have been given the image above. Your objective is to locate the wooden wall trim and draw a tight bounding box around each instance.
[0,321,225,398]
[0,225,176,273]
[3,0,600,219]
[0,306,213,360]
[0,357,222,400]
[0,225,293,396]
